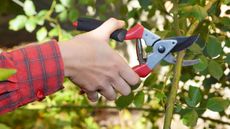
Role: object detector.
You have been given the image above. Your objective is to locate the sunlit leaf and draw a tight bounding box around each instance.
[36,10,48,25]
[23,0,36,16]
[0,123,10,129]
[207,97,230,112]
[58,10,68,22]
[36,27,47,41]
[61,30,73,41]
[60,0,73,8]
[223,0,230,5]
[55,4,65,13]
[25,17,36,32]
[48,27,59,37]
[9,15,27,31]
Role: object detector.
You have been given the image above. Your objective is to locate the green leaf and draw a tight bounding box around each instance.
[36,10,48,25]
[182,109,198,127]
[68,9,79,22]
[58,10,68,22]
[138,0,151,9]
[180,5,208,21]
[115,93,134,109]
[185,86,202,107]
[193,56,208,72]
[226,39,230,47]
[23,0,36,16]
[25,17,36,32]
[224,0,230,4]
[208,60,223,80]
[55,4,65,13]
[206,36,222,58]
[48,27,59,37]
[60,30,73,41]
[175,104,182,113]
[207,97,229,112]
[0,68,17,81]
[0,123,10,129]
[9,15,27,31]
[189,43,203,54]
[133,91,145,107]
[155,92,167,103]
[60,0,73,8]
[36,27,47,41]
[143,73,156,87]
[225,53,230,64]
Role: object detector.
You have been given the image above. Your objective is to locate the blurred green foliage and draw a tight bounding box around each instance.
[0,0,230,128]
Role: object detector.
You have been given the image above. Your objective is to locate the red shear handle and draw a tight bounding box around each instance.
[125,24,144,40]
[132,64,152,77]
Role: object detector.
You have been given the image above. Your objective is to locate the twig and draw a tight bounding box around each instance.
[22,104,230,125]
[46,105,163,112]
[201,116,230,125]
[11,0,24,7]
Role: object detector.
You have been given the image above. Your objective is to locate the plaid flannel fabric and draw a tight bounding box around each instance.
[0,40,64,114]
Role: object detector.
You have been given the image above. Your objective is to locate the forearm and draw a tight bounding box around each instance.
[0,40,64,114]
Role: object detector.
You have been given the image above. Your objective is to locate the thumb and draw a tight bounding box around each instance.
[95,18,125,35]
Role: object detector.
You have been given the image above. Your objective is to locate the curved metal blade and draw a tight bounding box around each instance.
[163,53,199,66]
[168,35,199,52]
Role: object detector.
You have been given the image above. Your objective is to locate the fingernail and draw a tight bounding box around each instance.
[90,98,98,102]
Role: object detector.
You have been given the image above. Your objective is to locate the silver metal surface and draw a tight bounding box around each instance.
[142,29,161,46]
[136,39,146,64]
[146,40,177,69]
[163,53,199,66]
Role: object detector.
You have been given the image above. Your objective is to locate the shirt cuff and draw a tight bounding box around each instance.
[11,40,65,104]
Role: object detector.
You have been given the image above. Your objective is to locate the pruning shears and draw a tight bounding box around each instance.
[73,18,199,78]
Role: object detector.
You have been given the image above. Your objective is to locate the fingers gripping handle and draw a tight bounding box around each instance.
[73,18,127,42]
[132,64,152,77]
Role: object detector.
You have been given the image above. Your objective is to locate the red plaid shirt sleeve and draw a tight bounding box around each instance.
[0,40,64,115]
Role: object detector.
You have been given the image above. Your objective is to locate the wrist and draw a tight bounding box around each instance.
[58,41,72,77]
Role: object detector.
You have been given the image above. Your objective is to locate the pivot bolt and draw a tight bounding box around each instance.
[158,46,165,53]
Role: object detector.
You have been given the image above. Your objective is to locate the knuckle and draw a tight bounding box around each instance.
[108,18,119,27]
[85,85,97,92]
[109,17,117,22]
[98,80,107,88]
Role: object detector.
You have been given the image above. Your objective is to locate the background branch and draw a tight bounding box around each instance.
[163,0,218,128]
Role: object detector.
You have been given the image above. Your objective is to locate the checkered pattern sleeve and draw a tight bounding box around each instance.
[0,40,64,115]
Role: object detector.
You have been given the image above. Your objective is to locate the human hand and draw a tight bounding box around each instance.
[58,18,140,102]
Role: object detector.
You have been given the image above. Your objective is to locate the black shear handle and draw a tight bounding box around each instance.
[73,18,127,42]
